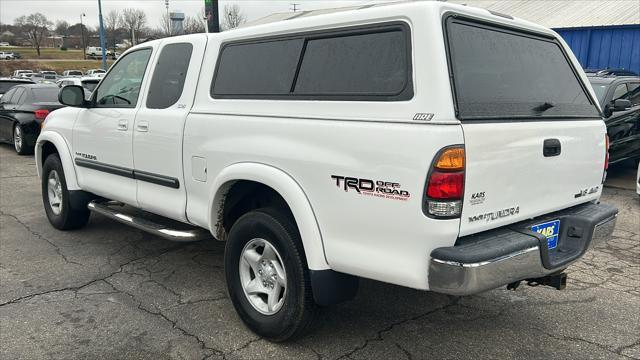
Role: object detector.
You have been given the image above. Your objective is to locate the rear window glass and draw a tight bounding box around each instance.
[0,82,25,94]
[146,42,193,109]
[31,88,60,102]
[446,19,599,120]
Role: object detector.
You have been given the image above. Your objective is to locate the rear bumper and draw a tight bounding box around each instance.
[428,202,617,296]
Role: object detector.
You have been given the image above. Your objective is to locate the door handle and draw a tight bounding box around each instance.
[543,138,561,157]
[136,121,149,132]
[117,119,128,131]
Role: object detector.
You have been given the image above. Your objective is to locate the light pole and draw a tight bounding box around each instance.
[98,0,107,70]
[80,13,86,59]
[165,0,170,35]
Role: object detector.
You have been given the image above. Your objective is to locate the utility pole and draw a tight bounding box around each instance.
[204,0,219,33]
[80,13,86,59]
[290,3,300,12]
[165,0,170,35]
[98,0,107,70]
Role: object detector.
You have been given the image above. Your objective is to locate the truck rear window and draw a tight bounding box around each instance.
[445,17,600,120]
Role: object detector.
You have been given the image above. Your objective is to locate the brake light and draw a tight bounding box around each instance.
[35,109,50,120]
[425,146,465,218]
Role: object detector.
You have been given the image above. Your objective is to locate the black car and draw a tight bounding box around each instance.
[0,78,34,99]
[588,75,640,165]
[0,84,64,155]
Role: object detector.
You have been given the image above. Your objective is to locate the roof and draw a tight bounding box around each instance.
[243,0,640,29]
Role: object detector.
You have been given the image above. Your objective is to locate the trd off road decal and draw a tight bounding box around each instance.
[331,175,410,201]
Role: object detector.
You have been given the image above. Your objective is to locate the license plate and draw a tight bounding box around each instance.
[531,219,561,250]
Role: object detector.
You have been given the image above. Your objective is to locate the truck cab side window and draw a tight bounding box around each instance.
[146,43,193,109]
[94,48,152,108]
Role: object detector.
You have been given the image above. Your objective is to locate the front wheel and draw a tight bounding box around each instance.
[225,208,318,341]
[42,154,91,230]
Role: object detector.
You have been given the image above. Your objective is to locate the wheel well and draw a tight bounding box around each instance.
[221,181,295,237]
[41,141,58,166]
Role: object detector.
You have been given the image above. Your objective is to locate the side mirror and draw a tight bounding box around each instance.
[58,85,87,107]
[612,99,631,112]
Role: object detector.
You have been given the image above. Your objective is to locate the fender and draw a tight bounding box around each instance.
[36,130,80,190]
[208,162,330,271]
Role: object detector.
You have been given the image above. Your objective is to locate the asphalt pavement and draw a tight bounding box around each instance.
[1,145,638,360]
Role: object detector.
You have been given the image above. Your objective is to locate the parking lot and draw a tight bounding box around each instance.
[0,145,638,360]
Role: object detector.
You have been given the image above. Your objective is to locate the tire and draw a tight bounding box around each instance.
[225,207,318,341]
[13,123,33,155]
[41,154,91,230]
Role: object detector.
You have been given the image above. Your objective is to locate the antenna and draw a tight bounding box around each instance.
[290,3,300,12]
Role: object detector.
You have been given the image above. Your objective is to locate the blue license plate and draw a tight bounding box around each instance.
[531,220,561,250]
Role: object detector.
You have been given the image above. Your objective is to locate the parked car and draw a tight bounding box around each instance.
[86,47,112,59]
[38,71,58,77]
[11,52,22,59]
[111,52,121,60]
[39,1,617,341]
[586,68,639,77]
[0,51,15,60]
[62,70,83,77]
[1,84,63,154]
[0,42,10,47]
[12,70,34,78]
[0,78,35,99]
[86,68,106,76]
[56,76,100,95]
[588,75,640,164]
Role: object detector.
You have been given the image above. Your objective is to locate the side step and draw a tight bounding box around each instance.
[88,200,212,242]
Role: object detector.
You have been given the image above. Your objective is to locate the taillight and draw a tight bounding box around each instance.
[35,109,50,120]
[424,146,465,218]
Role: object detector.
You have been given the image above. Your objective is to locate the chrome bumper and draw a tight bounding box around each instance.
[428,206,617,296]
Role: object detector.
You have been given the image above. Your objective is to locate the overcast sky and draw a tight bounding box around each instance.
[0,0,398,29]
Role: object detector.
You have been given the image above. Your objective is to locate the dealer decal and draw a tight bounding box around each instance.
[331,175,410,201]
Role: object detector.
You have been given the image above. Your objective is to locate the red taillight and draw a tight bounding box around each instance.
[427,171,464,199]
[604,135,609,170]
[424,146,465,218]
[35,109,50,120]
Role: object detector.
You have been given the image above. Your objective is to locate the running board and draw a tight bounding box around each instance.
[87,200,211,242]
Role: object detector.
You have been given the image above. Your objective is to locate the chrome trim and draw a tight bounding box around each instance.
[428,216,618,296]
[88,201,211,242]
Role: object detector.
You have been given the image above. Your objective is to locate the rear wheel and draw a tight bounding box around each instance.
[42,154,91,230]
[225,208,318,341]
[13,123,32,155]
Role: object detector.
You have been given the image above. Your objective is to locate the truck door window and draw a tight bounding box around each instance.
[627,83,640,106]
[94,48,152,108]
[146,43,193,109]
[612,84,628,101]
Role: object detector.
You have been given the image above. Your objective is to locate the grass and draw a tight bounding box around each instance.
[2,46,86,60]
[0,60,114,76]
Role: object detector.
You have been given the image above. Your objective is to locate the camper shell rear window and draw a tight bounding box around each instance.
[444,15,600,120]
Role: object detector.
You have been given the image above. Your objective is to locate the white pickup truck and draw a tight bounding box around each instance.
[37,2,618,341]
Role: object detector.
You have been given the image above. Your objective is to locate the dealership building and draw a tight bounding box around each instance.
[245,0,640,74]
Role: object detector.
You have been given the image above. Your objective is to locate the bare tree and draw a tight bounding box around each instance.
[159,12,172,37]
[122,8,147,46]
[104,10,122,50]
[55,20,69,36]
[183,15,205,34]
[14,13,53,57]
[221,4,246,31]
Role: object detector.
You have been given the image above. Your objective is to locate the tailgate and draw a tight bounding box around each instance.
[444,16,606,236]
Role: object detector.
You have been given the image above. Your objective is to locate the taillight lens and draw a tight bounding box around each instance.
[35,109,50,120]
[425,146,465,218]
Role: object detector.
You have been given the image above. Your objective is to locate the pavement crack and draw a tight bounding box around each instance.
[336,297,459,359]
[395,343,413,360]
[0,210,83,266]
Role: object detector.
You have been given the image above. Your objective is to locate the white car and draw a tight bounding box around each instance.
[37,1,618,341]
[85,69,106,76]
[62,70,83,77]
[56,76,101,93]
[12,70,34,78]
[0,42,10,47]
[0,51,15,60]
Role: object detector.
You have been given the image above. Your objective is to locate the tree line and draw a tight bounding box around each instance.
[0,5,246,57]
